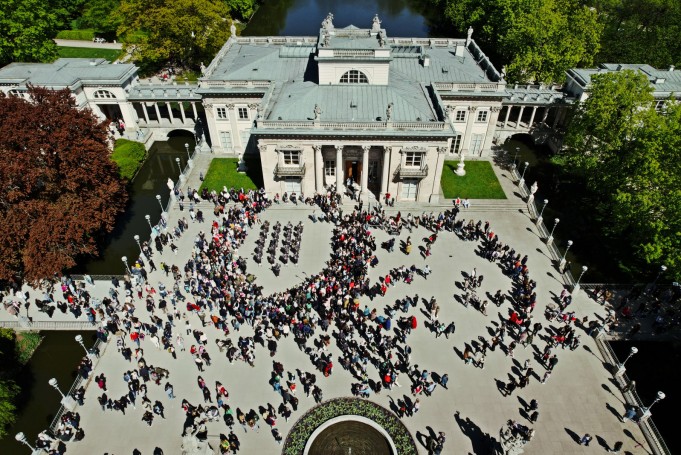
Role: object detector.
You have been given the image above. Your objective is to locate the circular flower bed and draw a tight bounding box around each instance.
[282,397,417,455]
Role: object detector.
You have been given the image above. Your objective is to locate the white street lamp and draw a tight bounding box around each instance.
[518,161,529,186]
[121,256,131,275]
[145,214,153,232]
[48,378,77,411]
[184,142,190,160]
[572,265,588,295]
[134,234,142,253]
[155,194,164,211]
[547,217,560,244]
[536,198,548,225]
[652,265,667,286]
[74,335,89,356]
[642,391,665,419]
[15,432,37,453]
[560,240,573,267]
[175,157,183,174]
[616,346,638,376]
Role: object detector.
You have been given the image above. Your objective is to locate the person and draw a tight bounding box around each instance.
[580,434,592,446]
[440,373,449,389]
[622,405,637,422]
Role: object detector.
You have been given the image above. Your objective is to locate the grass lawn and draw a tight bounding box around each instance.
[111,139,147,180]
[57,46,122,62]
[200,158,260,192]
[441,160,506,199]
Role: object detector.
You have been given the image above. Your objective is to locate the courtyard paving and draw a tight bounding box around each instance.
[3,161,653,455]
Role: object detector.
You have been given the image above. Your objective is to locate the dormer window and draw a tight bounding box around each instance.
[340,70,368,84]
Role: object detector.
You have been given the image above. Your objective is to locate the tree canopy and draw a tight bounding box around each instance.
[0,87,127,283]
[561,70,681,279]
[117,0,233,71]
[0,0,61,66]
[438,0,602,84]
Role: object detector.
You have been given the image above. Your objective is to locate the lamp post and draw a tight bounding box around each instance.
[48,378,77,411]
[547,217,560,244]
[145,214,153,232]
[121,256,131,275]
[15,432,38,453]
[518,161,529,186]
[74,334,89,356]
[572,265,588,294]
[560,240,573,267]
[641,391,665,419]
[652,265,667,287]
[184,142,190,160]
[155,194,165,213]
[615,346,638,376]
[514,147,519,168]
[134,234,142,254]
[536,199,548,225]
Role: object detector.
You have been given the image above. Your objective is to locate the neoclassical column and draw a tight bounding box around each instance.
[141,103,150,123]
[191,102,198,120]
[462,106,477,155]
[166,102,174,123]
[361,145,370,197]
[335,145,343,191]
[542,107,550,124]
[381,146,390,196]
[528,106,537,127]
[515,105,525,129]
[179,102,187,123]
[503,106,512,128]
[153,103,162,123]
[482,106,502,153]
[314,145,324,193]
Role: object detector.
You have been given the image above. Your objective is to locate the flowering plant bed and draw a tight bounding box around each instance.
[282,397,417,455]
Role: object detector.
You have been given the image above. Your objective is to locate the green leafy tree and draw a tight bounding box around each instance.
[79,0,122,35]
[117,0,233,71]
[0,0,60,66]
[441,0,602,84]
[225,0,257,21]
[562,70,681,279]
[0,379,19,438]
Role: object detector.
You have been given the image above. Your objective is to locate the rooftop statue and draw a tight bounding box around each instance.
[372,14,382,33]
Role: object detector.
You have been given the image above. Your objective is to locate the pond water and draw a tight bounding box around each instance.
[0,331,93,453]
[74,134,193,275]
[243,0,453,38]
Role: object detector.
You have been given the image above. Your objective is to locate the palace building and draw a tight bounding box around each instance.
[6,15,676,202]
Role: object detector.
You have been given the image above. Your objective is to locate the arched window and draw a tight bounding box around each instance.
[340,70,368,84]
[8,89,22,97]
[93,90,116,99]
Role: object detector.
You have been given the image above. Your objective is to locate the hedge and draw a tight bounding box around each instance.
[55,29,96,41]
[111,139,147,181]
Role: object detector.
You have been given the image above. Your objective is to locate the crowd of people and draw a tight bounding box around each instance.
[0,183,630,454]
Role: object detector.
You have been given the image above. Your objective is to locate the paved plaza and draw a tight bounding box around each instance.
[3,162,654,455]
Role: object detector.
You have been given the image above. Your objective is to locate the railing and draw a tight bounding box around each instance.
[433,82,504,93]
[49,338,106,433]
[593,332,671,455]
[0,320,98,331]
[274,163,306,177]
[332,50,374,57]
[259,120,446,130]
[393,164,429,179]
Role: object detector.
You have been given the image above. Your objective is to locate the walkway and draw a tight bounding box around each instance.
[1,158,661,455]
[53,39,123,50]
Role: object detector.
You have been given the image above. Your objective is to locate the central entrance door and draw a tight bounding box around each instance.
[345,161,362,185]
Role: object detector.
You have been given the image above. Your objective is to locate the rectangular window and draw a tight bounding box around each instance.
[216,107,228,120]
[405,151,423,168]
[219,131,232,149]
[282,150,300,165]
[470,134,484,154]
[238,107,249,120]
[450,134,462,154]
[324,160,336,177]
[455,110,466,122]
[476,110,489,122]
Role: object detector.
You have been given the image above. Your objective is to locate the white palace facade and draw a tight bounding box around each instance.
[1,15,679,202]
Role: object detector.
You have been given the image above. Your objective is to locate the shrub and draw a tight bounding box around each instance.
[55,29,96,41]
[111,139,147,180]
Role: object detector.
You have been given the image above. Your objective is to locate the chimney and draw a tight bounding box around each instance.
[421,54,430,67]
[670,65,675,72]
[455,44,464,57]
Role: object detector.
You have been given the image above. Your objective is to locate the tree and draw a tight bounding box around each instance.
[0,0,60,66]
[225,0,257,22]
[441,0,602,84]
[78,0,123,36]
[0,87,127,283]
[562,70,681,279]
[0,379,19,439]
[117,0,233,71]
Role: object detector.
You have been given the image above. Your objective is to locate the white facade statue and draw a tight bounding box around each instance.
[314,104,322,120]
[386,102,393,121]
[322,13,335,31]
[371,14,382,33]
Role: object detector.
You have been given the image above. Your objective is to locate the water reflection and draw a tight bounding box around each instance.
[244,0,454,38]
[74,135,193,275]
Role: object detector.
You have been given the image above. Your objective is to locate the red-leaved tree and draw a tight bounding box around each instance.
[0,86,127,284]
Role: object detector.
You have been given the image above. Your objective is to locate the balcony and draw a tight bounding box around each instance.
[274,163,306,177]
[394,164,429,179]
